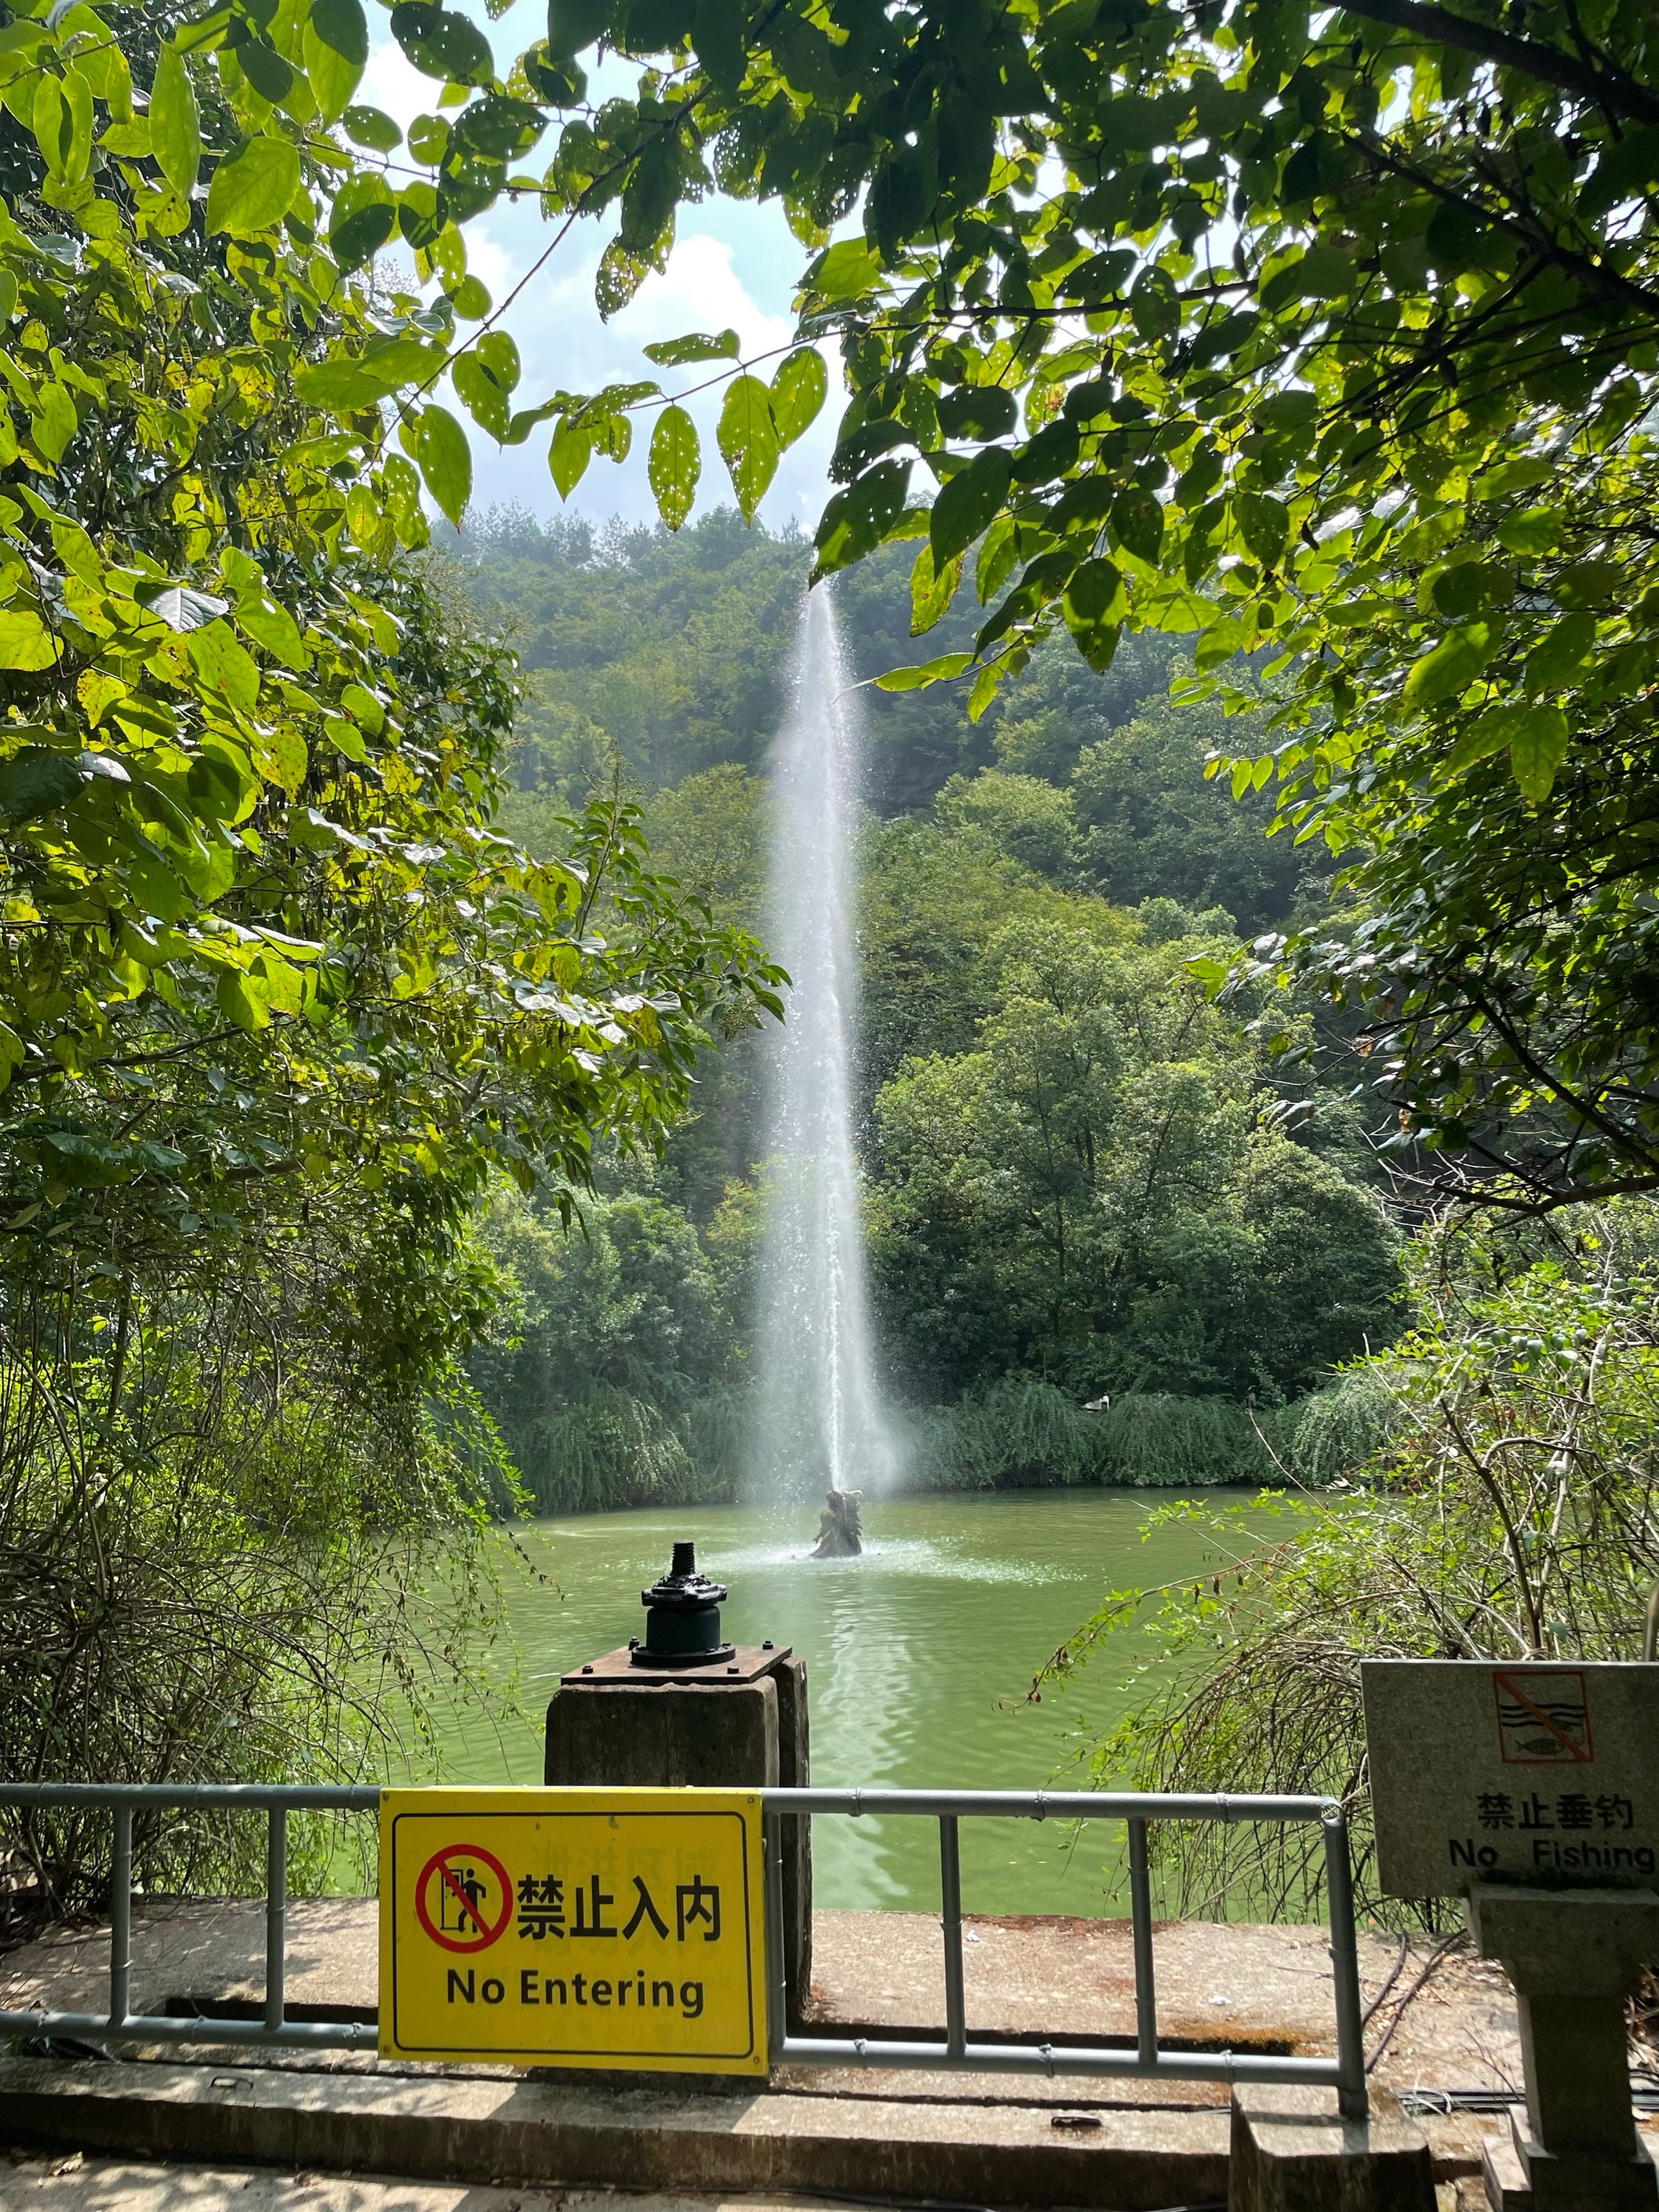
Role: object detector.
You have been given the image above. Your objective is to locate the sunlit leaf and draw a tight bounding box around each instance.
[206,134,301,237]
[305,0,369,122]
[717,374,779,521]
[414,403,471,526]
[148,42,201,198]
[549,415,592,499]
[648,404,699,530]
[770,348,827,449]
[642,329,740,367]
[909,542,962,635]
[0,613,61,671]
[874,650,973,691]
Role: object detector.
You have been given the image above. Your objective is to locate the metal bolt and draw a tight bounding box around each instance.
[727,1664,740,1674]
[581,1664,593,1675]
[761,1640,774,1650]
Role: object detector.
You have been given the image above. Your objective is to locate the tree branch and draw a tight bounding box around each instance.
[1337,0,1659,127]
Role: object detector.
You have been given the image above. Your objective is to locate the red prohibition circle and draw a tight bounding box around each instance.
[414,1842,514,1953]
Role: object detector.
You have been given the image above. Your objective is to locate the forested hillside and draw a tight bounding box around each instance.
[456,509,1393,1511]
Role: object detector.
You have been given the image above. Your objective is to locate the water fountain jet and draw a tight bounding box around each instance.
[751,588,897,1547]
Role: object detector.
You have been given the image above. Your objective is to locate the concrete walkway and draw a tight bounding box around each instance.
[0,2150,871,2212]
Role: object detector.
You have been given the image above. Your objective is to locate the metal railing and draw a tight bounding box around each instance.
[0,1783,380,2055]
[761,1788,1367,2120]
[0,1780,1367,2120]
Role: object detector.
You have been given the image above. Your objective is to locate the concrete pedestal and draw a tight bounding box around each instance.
[545,1642,811,2034]
[1226,2084,1435,2210]
[1467,1885,1659,2211]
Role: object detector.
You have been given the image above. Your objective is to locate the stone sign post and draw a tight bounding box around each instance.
[1362,1659,1659,2212]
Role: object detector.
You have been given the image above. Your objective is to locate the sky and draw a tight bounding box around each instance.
[361,1,841,539]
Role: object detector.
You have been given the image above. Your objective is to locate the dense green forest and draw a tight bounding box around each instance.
[457,506,1397,1511]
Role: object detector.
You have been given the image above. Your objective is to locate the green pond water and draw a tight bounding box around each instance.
[412,1488,1276,1917]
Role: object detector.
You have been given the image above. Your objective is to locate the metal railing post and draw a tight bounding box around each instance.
[763,1806,787,2063]
[1127,1816,1158,2065]
[938,1813,966,2060]
[1321,1803,1369,2123]
[109,1804,133,2029]
[265,1804,288,2034]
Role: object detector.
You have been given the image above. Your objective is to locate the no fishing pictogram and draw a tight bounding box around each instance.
[1494,1668,1594,1765]
[414,1843,513,1952]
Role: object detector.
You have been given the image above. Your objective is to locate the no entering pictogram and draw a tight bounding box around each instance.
[414,1842,513,1953]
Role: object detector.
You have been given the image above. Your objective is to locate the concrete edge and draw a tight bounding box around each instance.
[0,2059,1231,2212]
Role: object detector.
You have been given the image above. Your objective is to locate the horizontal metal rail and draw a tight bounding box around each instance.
[0,1783,378,2055]
[0,1781,1367,2119]
[757,1786,1367,2122]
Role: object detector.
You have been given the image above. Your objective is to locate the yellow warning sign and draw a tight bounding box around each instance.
[378,1788,768,2072]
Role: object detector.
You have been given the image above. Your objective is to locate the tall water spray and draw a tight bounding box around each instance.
[751,589,897,1508]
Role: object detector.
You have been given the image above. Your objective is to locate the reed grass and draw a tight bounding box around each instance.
[508,1371,1393,1513]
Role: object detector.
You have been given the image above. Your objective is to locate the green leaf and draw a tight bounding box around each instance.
[647,404,699,531]
[476,332,521,395]
[1063,557,1125,669]
[186,621,261,715]
[305,0,369,123]
[30,382,77,464]
[717,374,779,520]
[149,42,201,198]
[34,69,92,182]
[238,41,296,107]
[930,447,1012,566]
[389,2,493,83]
[642,328,740,367]
[414,403,471,526]
[1525,611,1596,693]
[770,348,827,451]
[237,598,310,671]
[549,414,592,499]
[1403,624,1495,711]
[809,238,882,299]
[910,542,962,635]
[936,386,1017,441]
[976,515,1017,605]
[0,613,61,671]
[815,459,912,574]
[1555,560,1622,609]
[250,721,308,796]
[329,195,396,272]
[453,353,509,438]
[342,103,403,151]
[1111,485,1163,565]
[874,651,973,692]
[294,338,441,408]
[548,0,610,56]
[0,745,92,815]
[206,135,301,238]
[1493,508,1562,557]
[1429,560,1515,619]
[1233,490,1288,567]
[1508,705,1571,803]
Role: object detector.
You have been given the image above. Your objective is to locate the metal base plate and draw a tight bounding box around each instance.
[561,1643,793,1687]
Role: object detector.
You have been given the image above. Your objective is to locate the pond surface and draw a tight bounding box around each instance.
[416,1488,1278,1915]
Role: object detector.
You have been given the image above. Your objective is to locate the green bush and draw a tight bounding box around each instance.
[1043,1206,1659,1925]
